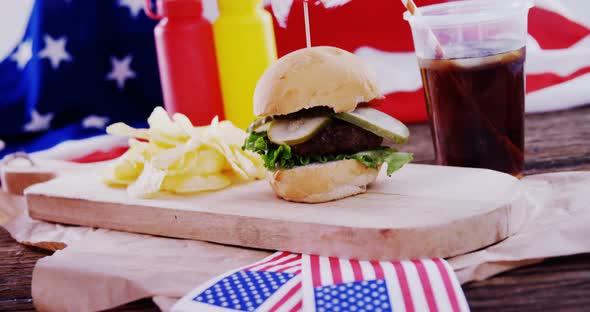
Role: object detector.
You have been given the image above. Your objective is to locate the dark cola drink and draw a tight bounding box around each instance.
[419,42,526,177]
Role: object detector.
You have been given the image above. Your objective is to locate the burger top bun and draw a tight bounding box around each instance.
[253,46,382,117]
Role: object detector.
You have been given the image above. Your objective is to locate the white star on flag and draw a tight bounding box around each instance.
[119,0,145,18]
[39,35,72,69]
[82,115,110,129]
[23,110,54,132]
[11,40,33,69]
[106,55,137,90]
[270,0,293,28]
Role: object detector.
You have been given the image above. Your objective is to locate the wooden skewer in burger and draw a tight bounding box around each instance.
[244,46,413,203]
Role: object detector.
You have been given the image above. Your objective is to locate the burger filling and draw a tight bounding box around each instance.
[292,119,383,156]
[244,107,413,176]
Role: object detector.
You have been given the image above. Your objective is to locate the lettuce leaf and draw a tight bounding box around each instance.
[243,132,412,176]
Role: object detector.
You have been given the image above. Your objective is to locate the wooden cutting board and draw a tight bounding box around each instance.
[16,161,527,260]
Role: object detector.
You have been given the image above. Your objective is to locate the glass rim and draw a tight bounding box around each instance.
[403,0,535,28]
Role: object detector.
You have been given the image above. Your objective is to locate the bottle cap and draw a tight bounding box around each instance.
[158,0,203,18]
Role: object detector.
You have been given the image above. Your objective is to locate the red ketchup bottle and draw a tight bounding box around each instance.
[145,0,224,125]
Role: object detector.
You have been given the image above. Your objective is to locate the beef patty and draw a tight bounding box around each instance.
[291,119,383,156]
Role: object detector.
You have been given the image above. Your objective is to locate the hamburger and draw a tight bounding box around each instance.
[244,46,413,203]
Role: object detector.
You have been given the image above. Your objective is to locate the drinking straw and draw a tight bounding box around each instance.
[304,0,312,48]
[401,0,445,58]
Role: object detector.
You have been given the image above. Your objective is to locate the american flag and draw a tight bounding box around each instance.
[173,252,469,312]
[301,255,469,312]
[173,252,303,312]
[0,0,161,159]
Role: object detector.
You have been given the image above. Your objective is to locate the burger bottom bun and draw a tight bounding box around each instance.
[268,159,379,203]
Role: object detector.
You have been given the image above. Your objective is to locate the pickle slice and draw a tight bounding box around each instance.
[267,116,330,145]
[247,117,273,133]
[336,107,409,144]
[252,122,271,133]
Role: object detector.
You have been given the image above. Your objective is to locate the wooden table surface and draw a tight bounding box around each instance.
[1,106,590,311]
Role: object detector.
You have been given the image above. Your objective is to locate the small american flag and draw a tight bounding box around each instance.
[173,252,303,312]
[301,255,469,312]
[174,252,469,312]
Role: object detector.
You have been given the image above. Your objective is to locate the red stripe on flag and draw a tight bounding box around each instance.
[528,7,590,49]
[292,270,301,275]
[243,252,291,271]
[349,259,364,282]
[268,282,302,312]
[370,261,385,280]
[527,66,590,93]
[68,146,128,163]
[392,261,415,312]
[257,255,302,272]
[276,263,301,273]
[329,257,343,284]
[379,90,428,124]
[289,300,303,312]
[413,260,439,312]
[310,255,322,287]
[433,258,462,312]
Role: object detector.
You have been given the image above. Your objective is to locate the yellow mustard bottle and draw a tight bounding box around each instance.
[213,0,277,129]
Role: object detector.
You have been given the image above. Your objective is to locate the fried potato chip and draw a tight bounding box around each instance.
[148,107,189,139]
[127,162,167,198]
[231,146,266,180]
[147,107,190,148]
[191,149,226,175]
[103,107,265,198]
[172,113,195,136]
[113,154,143,181]
[150,143,189,170]
[102,175,134,187]
[165,149,226,177]
[106,123,150,140]
[162,173,231,194]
